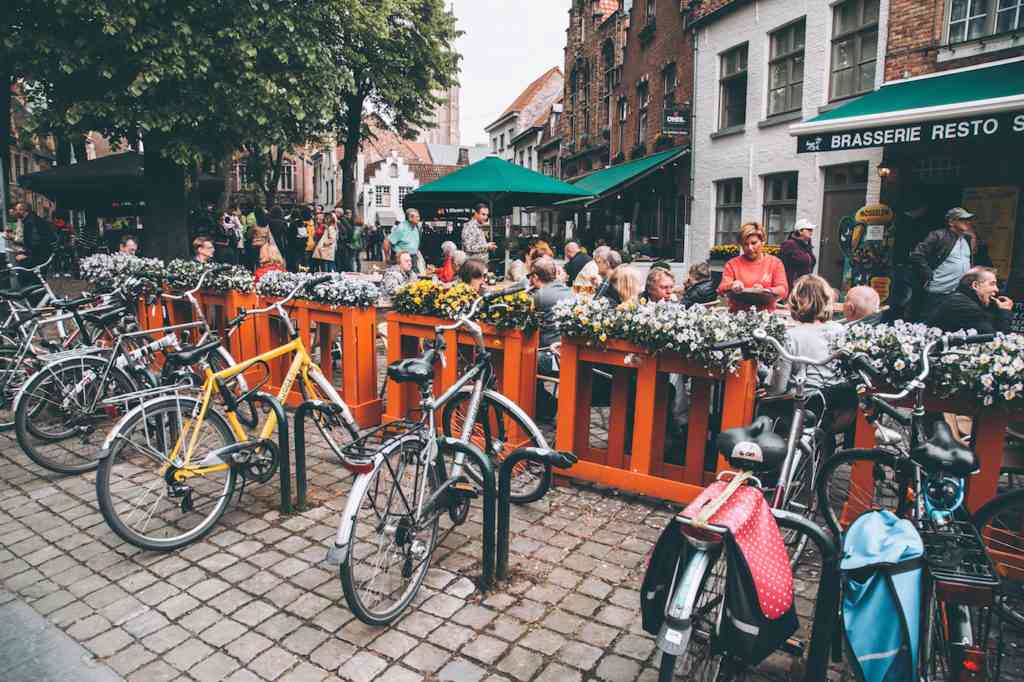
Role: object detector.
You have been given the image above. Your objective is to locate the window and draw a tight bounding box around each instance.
[582,62,591,138]
[715,179,743,245]
[830,0,879,101]
[527,146,534,170]
[663,63,677,108]
[233,161,251,191]
[389,163,398,178]
[492,137,498,153]
[768,20,805,116]
[278,160,295,192]
[637,82,649,145]
[762,173,798,244]
[646,0,656,23]
[398,186,413,203]
[617,97,629,153]
[376,185,391,208]
[719,44,748,129]
[499,134,505,151]
[949,0,1024,41]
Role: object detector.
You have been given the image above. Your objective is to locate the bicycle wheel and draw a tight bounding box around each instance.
[96,396,238,551]
[205,346,258,428]
[658,548,730,682]
[298,369,360,461]
[15,355,137,474]
[778,431,826,565]
[973,489,1024,630]
[0,346,35,430]
[441,389,550,503]
[817,448,910,538]
[340,434,440,626]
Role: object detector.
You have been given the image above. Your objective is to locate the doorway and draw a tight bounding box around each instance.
[820,162,868,289]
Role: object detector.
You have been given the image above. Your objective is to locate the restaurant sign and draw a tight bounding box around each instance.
[663,105,691,136]
[797,110,1024,153]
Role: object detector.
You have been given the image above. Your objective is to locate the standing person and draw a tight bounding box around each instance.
[247,212,271,272]
[286,208,307,272]
[8,202,54,285]
[779,218,817,292]
[267,206,289,270]
[909,207,992,322]
[563,241,592,286]
[348,215,364,273]
[461,203,496,262]
[716,222,788,313]
[193,236,215,263]
[927,267,1013,334]
[386,209,424,272]
[312,214,338,272]
[335,207,353,272]
[118,235,139,256]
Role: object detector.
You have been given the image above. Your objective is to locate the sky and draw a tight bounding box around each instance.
[450,0,572,146]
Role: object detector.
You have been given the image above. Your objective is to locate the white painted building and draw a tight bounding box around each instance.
[688,0,889,288]
[362,151,419,228]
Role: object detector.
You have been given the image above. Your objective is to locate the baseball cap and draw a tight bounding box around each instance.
[794,218,816,231]
[945,207,975,221]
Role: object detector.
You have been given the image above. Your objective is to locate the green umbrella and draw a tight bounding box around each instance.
[403,156,591,214]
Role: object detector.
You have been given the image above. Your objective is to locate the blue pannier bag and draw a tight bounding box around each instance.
[841,510,924,682]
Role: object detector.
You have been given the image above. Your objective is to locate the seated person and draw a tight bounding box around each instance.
[927,266,1013,334]
[381,250,417,298]
[458,258,488,293]
[645,266,677,303]
[599,265,643,306]
[843,285,882,324]
[531,256,574,419]
[437,241,458,283]
[681,262,718,307]
[765,274,855,441]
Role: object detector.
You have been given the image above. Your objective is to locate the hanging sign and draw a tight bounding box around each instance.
[797,110,1024,153]
[663,105,691,136]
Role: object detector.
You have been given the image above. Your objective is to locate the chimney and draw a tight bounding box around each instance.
[457,147,469,165]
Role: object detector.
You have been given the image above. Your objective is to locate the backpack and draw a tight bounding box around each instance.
[841,510,924,682]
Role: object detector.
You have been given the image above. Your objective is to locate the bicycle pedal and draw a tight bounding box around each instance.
[450,481,478,499]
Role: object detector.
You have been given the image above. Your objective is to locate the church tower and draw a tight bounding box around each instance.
[417,84,461,146]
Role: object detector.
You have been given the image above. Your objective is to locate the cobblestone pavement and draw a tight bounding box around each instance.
[1,303,1021,680]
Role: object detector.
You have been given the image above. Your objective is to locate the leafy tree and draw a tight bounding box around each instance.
[18,1,348,258]
[331,0,461,213]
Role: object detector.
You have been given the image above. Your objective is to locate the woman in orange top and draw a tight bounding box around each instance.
[716,222,788,312]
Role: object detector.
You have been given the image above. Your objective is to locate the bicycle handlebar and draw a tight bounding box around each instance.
[8,254,54,274]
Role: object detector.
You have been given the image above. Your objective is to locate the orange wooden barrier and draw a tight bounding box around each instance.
[555,337,757,504]
[382,312,538,424]
[854,396,1014,513]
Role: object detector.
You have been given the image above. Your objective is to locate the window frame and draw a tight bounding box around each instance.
[718,43,749,130]
[376,184,391,208]
[947,0,1024,43]
[637,81,650,145]
[663,62,677,110]
[714,178,744,246]
[767,19,806,117]
[278,159,295,192]
[761,172,799,245]
[617,97,629,155]
[829,0,879,102]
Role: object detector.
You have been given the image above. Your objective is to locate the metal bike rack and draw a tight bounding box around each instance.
[293,400,346,513]
[436,437,498,592]
[770,509,841,681]
[247,393,294,513]
[496,447,579,582]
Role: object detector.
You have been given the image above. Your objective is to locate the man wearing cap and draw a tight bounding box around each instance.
[780,218,817,292]
[909,207,991,321]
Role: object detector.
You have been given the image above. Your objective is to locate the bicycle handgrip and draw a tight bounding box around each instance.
[944,333,996,349]
[483,282,526,302]
[711,339,748,352]
[848,353,882,381]
[306,275,334,290]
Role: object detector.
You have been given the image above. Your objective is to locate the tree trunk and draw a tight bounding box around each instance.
[340,94,366,215]
[215,154,233,214]
[143,135,190,260]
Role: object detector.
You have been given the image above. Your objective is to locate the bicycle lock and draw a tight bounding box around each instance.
[496,447,579,582]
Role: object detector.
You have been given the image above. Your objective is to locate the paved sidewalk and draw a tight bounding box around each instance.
[0,590,121,681]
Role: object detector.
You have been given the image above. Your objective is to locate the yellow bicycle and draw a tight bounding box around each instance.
[95,276,361,550]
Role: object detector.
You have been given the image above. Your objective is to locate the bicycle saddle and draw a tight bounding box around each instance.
[716,416,788,473]
[51,295,96,310]
[910,420,978,477]
[164,339,221,367]
[387,350,437,385]
[0,285,45,301]
[83,307,128,327]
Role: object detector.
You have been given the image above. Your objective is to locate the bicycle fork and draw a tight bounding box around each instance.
[658,539,720,657]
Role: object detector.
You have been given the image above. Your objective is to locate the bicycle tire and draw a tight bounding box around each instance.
[658,547,730,682]
[206,346,259,429]
[972,488,1024,630]
[297,369,359,462]
[340,434,440,626]
[441,389,550,503]
[816,448,910,539]
[95,396,238,551]
[0,346,35,431]
[15,355,137,474]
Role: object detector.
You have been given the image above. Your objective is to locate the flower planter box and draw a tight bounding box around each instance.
[382,312,538,425]
[555,336,757,504]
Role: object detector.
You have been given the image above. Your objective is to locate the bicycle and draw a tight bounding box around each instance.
[95,274,361,551]
[12,269,242,474]
[816,331,1002,680]
[328,285,551,625]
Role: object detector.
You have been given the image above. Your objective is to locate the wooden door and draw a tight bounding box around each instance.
[819,163,868,289]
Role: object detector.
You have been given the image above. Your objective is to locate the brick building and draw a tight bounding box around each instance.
[790,0,1024,299]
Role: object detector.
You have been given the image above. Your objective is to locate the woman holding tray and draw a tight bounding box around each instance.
[716,222,788,313]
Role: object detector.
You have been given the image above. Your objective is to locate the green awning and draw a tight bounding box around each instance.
[567,146,689,205]
[402,156,591,213]
[790,58,1024,153]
